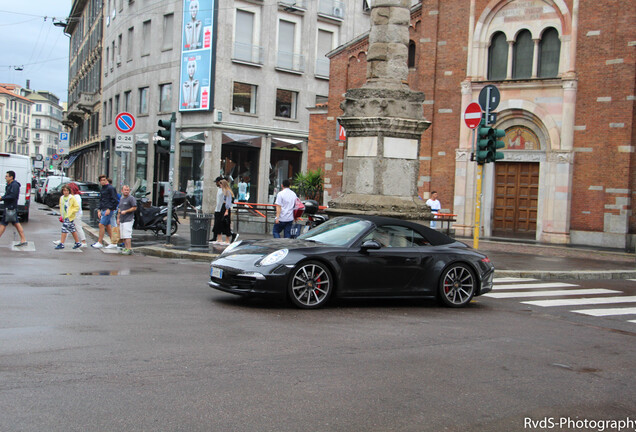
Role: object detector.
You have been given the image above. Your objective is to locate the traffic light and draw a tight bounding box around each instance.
[476,120,491,164]
[491,127,505,162]
[475,120,506,164]
[157,118,172,153]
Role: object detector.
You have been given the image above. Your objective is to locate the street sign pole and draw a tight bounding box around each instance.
[473,163,483,249]
[165,112,177,244]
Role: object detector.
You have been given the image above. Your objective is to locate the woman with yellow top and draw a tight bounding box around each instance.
[55,185,82,250]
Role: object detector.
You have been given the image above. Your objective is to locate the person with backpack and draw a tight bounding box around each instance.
[273,179,298,239]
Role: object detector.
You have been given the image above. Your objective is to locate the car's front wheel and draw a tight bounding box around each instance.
[438,263,475,308]
[288,261,333,309]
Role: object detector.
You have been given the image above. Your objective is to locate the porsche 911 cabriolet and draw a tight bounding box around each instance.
[209,215,494,309]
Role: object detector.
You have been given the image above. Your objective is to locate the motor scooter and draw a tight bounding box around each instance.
[133,192,181,236]
[302,200,329,229]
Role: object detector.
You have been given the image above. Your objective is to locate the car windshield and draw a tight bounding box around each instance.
[80,184,100,192]
[298,217,372,246]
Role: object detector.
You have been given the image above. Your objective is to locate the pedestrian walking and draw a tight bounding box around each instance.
[426,191,441,229]
[211,177,237,244]
[92,174,119,248]
[68,182,87,247]
[273,179,298,239]
[0,170,28,246]
[55,185,82,250]
[117,185,137,255]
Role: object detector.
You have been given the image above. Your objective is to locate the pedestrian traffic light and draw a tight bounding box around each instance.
[491,127,505,162]
[476,120,491,164]
[157,119,172,153]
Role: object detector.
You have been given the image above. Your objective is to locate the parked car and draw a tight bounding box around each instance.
[40,175,72,206]
[45,182,101,209]
[209,215,495,309]
[35,178,46,202]
[0,153,32,222]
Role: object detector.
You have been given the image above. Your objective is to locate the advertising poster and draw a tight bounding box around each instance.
[180,0,216,112]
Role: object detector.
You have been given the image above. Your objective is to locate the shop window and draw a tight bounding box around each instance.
[488,32,508,81]
[512,30,533,79]
[539,27,560,78]
[221,133,261,203]
[269,137,303,199]
[232,82,257,114]
[179,138,205,208]
[275,89,298,119]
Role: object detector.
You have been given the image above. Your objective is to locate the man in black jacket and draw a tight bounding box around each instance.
[0,170,28,246]
[91,174,119,248]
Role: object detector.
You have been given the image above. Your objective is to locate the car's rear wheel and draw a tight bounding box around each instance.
[438,263,475,308]
[288,261,333,309]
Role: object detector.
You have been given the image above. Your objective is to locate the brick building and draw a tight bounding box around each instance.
[308,0,635,249]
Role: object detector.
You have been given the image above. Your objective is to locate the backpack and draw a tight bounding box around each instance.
[293,197,305,219]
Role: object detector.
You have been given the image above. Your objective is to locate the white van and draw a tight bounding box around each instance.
[0,153,32,222]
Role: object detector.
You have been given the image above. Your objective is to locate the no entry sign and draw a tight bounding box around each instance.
[115,112,136,133]
[464,102,482,129]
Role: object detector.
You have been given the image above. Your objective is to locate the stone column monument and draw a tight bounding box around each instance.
[328,0,432,219]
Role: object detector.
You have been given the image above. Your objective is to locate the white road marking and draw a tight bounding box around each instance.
[493,277,538,283]
[572,307,636,317]
[492,282,578,290]
[484,289,619,299]
[629,320,636,324]
[522,296,636,307]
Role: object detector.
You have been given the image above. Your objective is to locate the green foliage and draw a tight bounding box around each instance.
[293,168,324,202]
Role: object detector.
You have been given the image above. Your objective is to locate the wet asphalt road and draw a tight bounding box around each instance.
[1,206,635,431]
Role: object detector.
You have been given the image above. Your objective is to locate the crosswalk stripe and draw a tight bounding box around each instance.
[492,282,577,290]
[484,289,619,299]
[572,307,636,317]
[493,277,538,283]
[522,296,636,307]
[629,320,636,324]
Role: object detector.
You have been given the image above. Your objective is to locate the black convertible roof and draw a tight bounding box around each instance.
[341,214,457,246]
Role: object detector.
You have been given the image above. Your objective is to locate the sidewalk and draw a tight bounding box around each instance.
[83,214,636,280]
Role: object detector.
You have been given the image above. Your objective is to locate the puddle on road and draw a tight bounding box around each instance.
[60,267,153,276]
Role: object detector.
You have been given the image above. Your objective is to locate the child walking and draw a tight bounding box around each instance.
[55,185,82,250]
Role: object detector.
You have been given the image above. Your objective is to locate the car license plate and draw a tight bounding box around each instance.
[211,267,223,279]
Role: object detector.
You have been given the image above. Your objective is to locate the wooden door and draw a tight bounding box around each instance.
[493,162,539,238]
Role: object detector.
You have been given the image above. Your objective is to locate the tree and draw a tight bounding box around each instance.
[293,168,324,202]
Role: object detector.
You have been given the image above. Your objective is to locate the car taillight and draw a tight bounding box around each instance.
[25,183,31,200]
[481,257,491,263]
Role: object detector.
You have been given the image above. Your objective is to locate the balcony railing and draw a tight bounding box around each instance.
[233,42,264,65]
[315,58,330,78]
[318,0,345,20]
[278,0,306,11]
[276,51,305,73]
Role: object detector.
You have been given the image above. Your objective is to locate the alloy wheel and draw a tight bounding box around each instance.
[289,261,332,309]
[439,264,475,307]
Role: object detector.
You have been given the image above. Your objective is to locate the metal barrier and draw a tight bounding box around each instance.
[231,202,278,234]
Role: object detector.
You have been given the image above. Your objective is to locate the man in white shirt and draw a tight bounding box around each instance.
[426,191,441,229]
[273,179,298,238]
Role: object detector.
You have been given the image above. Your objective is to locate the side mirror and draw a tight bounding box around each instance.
[360,240,382,251]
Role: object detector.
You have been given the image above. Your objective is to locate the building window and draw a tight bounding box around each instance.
[139,87,148,114]
[35,104,42,112]
[124,90,131,111]
[35,119,41,128]
[127,27,134,61]
[117,34,122,64]
[488,31,508,81]
[162,13,174,51]
[234,9,262,64]
[103,102,108,125]
[277,19,303,72]
[362,0,370,12]
[275,89,297,119]
[539,27,560,78]
[108,98,113,123]
[408,40,416,68]
[142,20,151,56]
[114,94,120,115]
[232,82,257,114]
[512,30,533,79]
[315,95,328,105]
[105,46,110,72]
[316,29,334,77]
[159,83,172,112]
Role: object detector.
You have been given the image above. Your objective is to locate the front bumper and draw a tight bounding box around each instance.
[208,264,290,298]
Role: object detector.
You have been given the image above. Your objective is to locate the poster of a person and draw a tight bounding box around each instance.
[180,51,211,110]
[182,0,213,51]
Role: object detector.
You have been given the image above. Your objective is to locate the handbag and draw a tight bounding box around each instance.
[4,208,18,223]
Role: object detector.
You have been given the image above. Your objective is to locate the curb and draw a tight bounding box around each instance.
[134,246,219,262]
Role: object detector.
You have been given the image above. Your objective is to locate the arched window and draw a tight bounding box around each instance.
[488,32,508,80]
[539,27,560,78]
[512,30,533,79]
[408,40,416,68]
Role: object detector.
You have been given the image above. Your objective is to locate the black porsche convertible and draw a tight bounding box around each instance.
[209,215,494,309]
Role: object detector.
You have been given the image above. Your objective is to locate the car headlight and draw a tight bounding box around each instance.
[260,249,288,266]
[221,240,242,256]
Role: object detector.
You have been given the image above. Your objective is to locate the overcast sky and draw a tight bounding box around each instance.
[0,0,72,103]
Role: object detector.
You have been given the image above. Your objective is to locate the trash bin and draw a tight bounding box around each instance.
[88,199,99,227]
[190,214,213,248]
